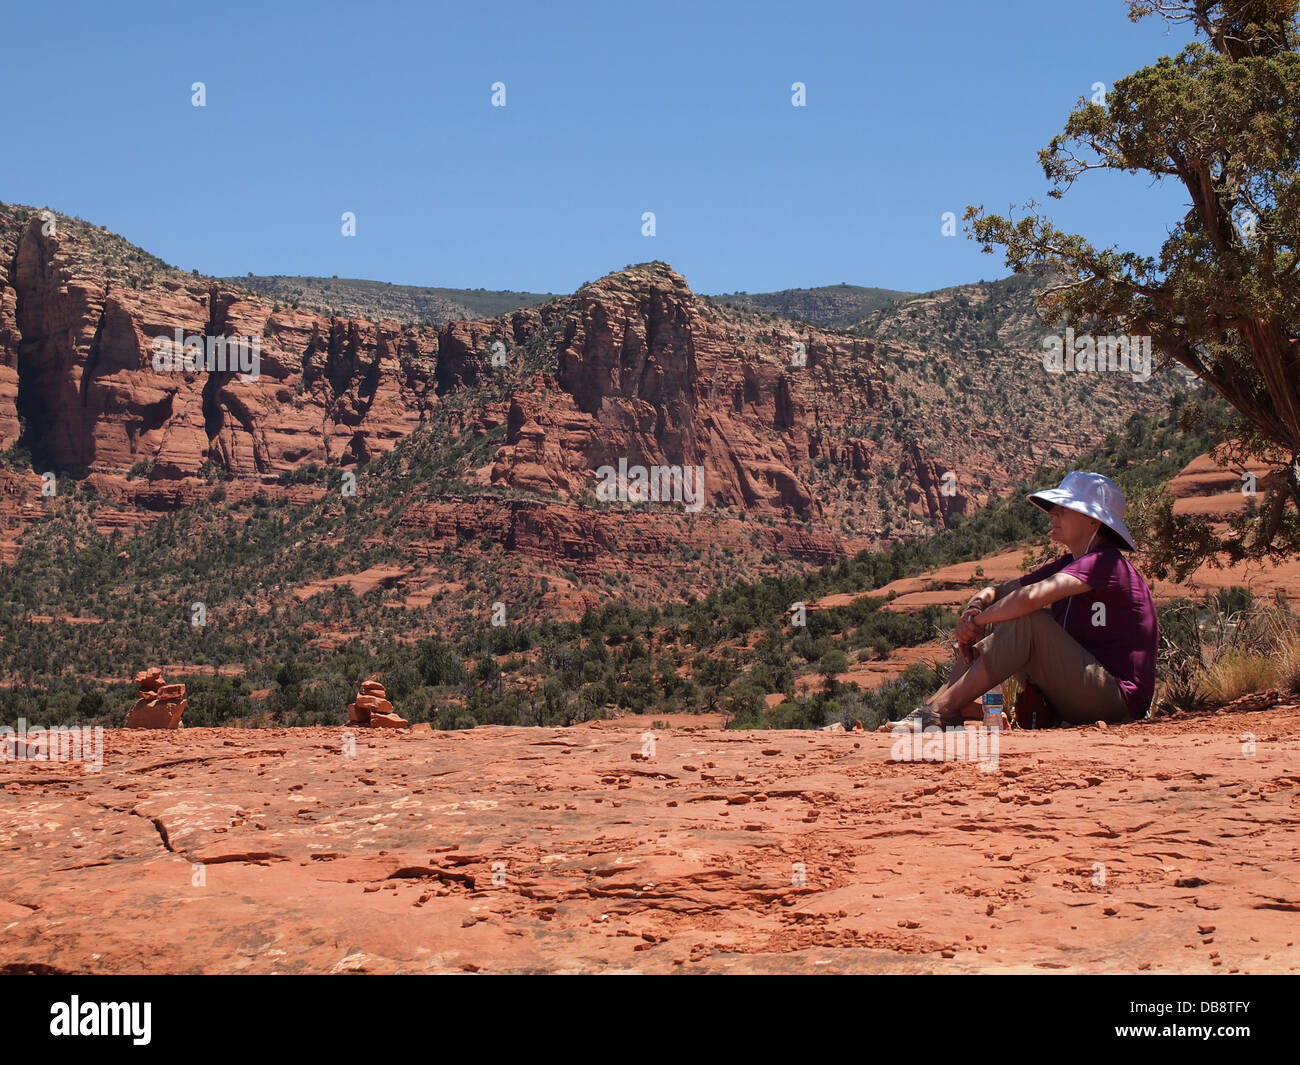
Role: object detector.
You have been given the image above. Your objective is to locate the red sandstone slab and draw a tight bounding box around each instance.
[1,712,1297,974]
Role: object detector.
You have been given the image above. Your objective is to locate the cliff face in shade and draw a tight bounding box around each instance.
[0,215,27,451]
[462,265,1057,528]
[0,207,442,481]
[438,265,977,525]
[474,271,843,516]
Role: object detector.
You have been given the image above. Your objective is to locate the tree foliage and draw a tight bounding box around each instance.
[966,0,1300,578]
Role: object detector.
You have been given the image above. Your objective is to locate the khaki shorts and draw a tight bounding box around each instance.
[974,608,1130,726]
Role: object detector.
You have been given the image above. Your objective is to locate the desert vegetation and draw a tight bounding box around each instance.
[7,390,1290,732]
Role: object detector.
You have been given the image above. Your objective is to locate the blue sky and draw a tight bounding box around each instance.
[1,0,1198,296]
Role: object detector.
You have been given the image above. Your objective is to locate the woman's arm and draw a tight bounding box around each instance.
[976,571,1092,625]
[965,578,1021,611]
[957,578,1020,652]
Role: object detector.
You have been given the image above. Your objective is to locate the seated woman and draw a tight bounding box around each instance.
[894,471,1159,729]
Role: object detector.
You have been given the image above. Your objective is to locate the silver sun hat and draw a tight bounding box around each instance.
[1027,471,1137,551]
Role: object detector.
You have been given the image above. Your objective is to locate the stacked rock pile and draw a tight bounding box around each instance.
[125,667,186,729]
[347,679,408,729]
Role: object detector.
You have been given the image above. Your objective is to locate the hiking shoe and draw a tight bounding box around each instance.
[879,704,942,732]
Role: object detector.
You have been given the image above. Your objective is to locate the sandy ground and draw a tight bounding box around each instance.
[2,707,1298,974]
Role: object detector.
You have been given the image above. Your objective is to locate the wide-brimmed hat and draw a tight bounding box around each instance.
[1027,471,1137,551]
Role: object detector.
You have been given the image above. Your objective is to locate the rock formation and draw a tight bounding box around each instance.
[125,667,185,729]
[348,679,408,729]
[0,206,1180,515]
[0,205,439,482]
[0,202,1187,609]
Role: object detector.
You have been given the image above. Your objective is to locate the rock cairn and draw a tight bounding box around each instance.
[125,667,186,729]
[348,679,408,729]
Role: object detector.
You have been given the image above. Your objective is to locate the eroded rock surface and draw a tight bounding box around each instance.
[1,710,1297,974]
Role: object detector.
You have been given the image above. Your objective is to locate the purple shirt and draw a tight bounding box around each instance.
[1018,546,1159,718]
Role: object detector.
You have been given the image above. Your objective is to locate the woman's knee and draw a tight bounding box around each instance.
[990,609,1053,641]
[1023,608,1058,633]
[976,619,1034,682]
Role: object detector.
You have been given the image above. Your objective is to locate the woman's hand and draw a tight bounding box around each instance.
[956,606,985,662]
[957,605,985,642]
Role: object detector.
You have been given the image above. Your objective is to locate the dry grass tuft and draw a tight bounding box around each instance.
[1155,593,1300,713]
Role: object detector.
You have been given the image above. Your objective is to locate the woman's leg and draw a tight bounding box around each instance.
[926,653,997,725]
[956,609,1129,725]
[943,650,968,686]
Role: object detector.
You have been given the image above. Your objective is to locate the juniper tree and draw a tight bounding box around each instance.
[966,0,1300,579]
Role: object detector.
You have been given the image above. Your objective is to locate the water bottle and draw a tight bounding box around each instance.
[981,690,1003,731]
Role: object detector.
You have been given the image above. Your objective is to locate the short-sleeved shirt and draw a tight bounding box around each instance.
[1018,546,1159,718]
